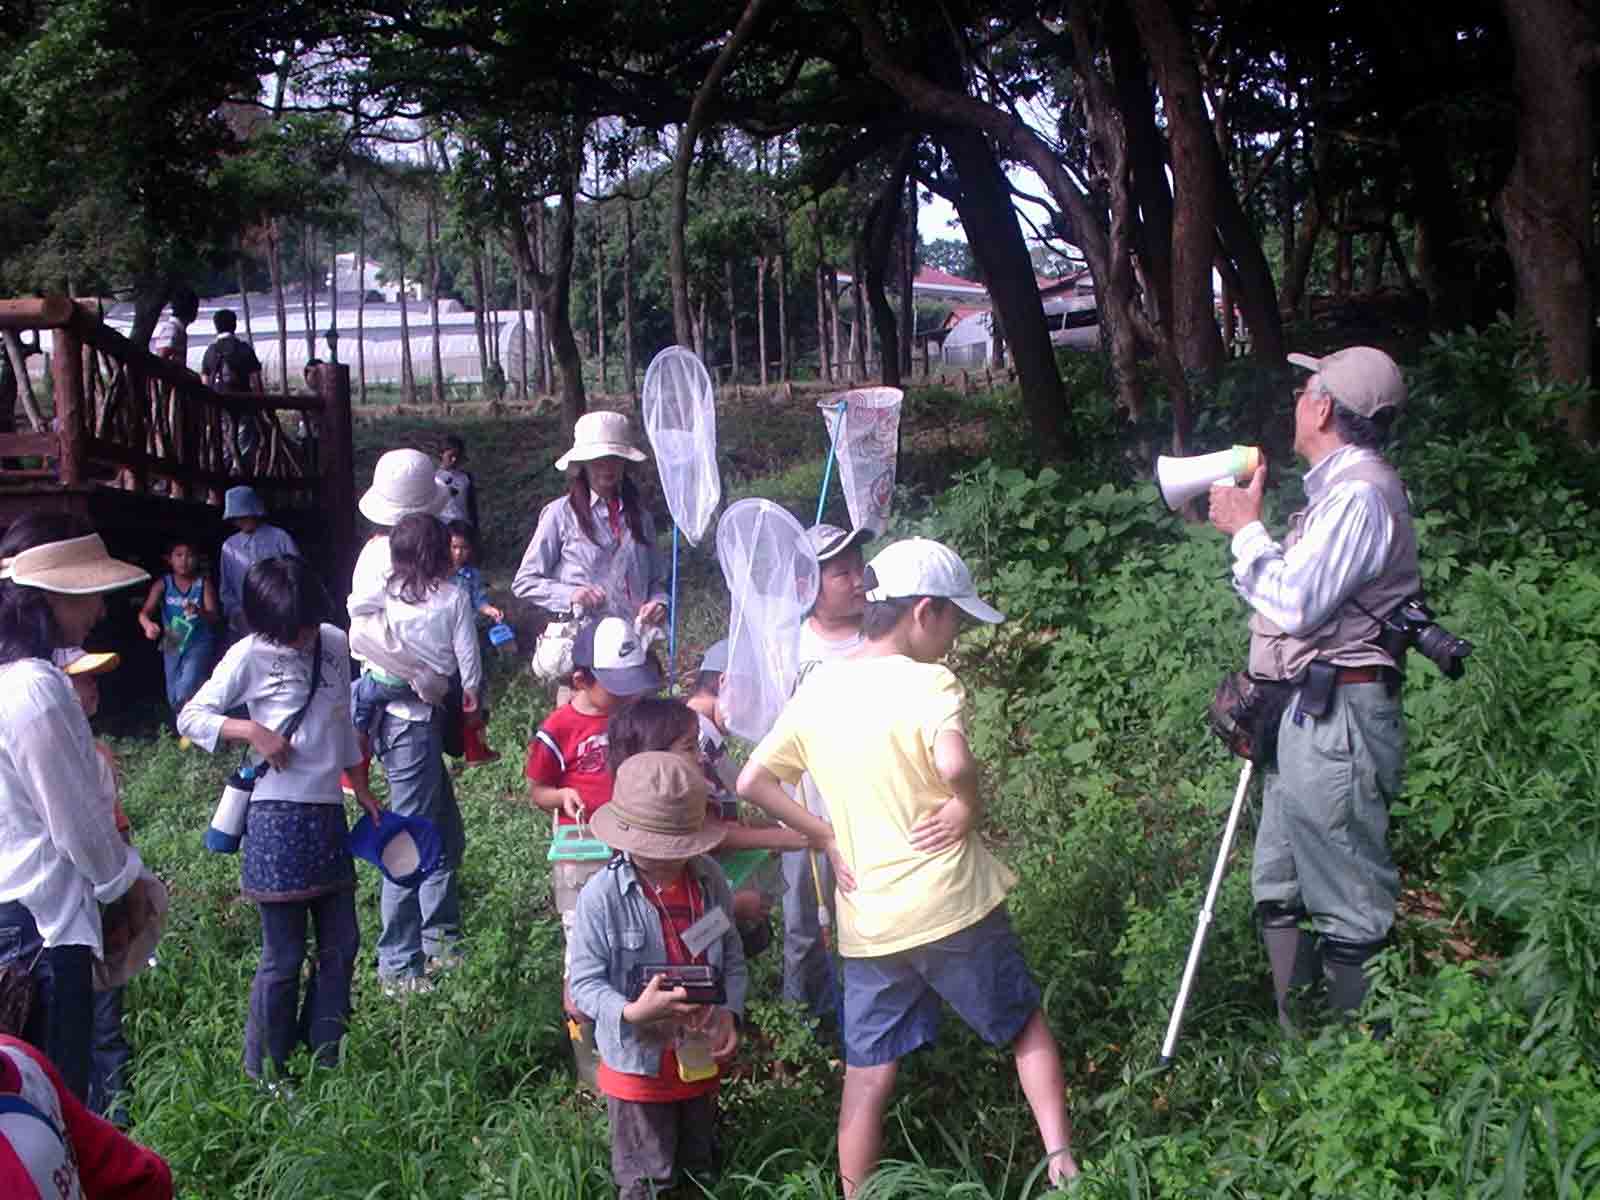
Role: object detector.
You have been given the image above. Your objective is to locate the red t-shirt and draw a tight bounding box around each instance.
[525,703,613,825]
[0,1036,173,1199]
[596,873,721,1102]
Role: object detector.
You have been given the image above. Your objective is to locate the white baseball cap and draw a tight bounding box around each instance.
[864,538,1004,624]
[572,616,662,696]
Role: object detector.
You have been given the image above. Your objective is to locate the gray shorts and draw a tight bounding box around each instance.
[840,905,1040,1068]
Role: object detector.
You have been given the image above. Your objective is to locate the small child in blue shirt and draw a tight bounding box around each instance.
[447,521,503,625]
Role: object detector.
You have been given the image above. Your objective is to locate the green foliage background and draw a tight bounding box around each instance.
[101,325,1600,1197]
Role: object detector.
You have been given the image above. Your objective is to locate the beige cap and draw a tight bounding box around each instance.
[1287,347,1406,418]
[0,534,149,596]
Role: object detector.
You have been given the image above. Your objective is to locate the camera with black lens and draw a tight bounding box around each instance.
[1382,598,1473,680]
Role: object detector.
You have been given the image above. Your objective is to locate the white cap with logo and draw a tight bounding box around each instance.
[863,537,1005,624]
[573,615,663,697]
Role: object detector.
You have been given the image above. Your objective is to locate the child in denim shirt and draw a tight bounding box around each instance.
[569,752,745,1200]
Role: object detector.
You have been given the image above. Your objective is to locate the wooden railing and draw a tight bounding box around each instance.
[0,296,357,579]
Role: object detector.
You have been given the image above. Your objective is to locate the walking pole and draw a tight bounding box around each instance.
[1158,760,1255,1068]
[667,525,680,692]
[815,401,846,524]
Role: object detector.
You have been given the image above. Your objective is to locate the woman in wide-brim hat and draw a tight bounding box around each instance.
[0,514,156,1102]
[512,410,669,630]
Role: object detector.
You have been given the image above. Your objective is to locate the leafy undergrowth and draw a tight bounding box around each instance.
[106,336,1600,1198]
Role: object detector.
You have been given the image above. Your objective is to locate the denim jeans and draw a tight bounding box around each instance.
[89,986,131,1123]
[350,672,414,738]
[780,849,839,1022]
[163,644,214,711]
[373,710,465,979]
[245,889,360,1079]
[0,901,94,1101]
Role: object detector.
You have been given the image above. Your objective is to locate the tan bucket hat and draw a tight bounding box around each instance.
[359,448,449,526]
[0,534,149,595]
[591,751,723,859]
[555,411,648,471]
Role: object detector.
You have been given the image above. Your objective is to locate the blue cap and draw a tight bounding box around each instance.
[348,810,443,888]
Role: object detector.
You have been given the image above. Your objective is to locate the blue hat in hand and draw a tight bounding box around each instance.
[348,810,443,888]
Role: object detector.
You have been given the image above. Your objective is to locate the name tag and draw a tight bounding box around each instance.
[680,906,732,957]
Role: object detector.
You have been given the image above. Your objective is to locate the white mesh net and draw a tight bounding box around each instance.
[819,387,903,535]
[715,499,820,742]
[642,347,721,545]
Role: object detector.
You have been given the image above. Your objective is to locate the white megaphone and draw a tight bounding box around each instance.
[1157,445,1263,510]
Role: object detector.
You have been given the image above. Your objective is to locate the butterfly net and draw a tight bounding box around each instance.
[715,499,819,741]
[819,387,902,534]
[643,346,721,545]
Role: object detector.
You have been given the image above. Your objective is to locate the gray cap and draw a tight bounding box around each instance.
[698,639,729,675]
[1287,346,1406,418]
[805,523,874,563]
[223,485,267,520]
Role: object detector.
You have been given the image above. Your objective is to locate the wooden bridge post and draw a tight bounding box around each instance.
[319,364,357,596]
[49,325,85,486]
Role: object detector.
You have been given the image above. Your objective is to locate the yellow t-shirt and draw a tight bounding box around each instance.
[752,654,1016,957]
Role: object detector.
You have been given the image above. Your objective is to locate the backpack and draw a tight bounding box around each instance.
[212,334,253,390]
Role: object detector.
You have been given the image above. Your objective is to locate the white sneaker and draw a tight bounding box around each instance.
[380,975,435,999]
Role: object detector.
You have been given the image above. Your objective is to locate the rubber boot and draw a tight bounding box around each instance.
[1258,903,1319,1034]
[340,752,372,800]
[1322,937,1386,1028]
[460,719,500,767]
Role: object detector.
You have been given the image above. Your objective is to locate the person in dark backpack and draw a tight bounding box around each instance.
[202,310,265,469]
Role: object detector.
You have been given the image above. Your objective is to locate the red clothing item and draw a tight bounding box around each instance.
[525,703,614,826]
[0,1036,172,1200]
[596,873,720,1103]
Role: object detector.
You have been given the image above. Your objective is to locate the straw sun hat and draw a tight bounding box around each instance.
[359,448,450,526]
[555,411,648,472]
[0,534,149,595]
[591,751,723,859]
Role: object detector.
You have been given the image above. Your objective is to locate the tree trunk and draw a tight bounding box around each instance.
[1129,0,1224,384]
[900,171,916,377]
[725,258,740,385]
[356,212,367,404]
[594,152,607,393]
[237,249,253,342]
[327,238,339,364]
[267,219,290,392]
[865,153,910,388]
[427,186,445,407]
[1281,131,1328,315]
[1,332,45,432]
[624,183,637,406]
[1497,0,1596,441]
[514,250,529,402]
[813,207,832,383]
[472,248,490,392]
[396,248,416,405]
[850,241,867,381]
[534,204,551,394]
[777,136,790,381]
[669,0,774,346]
[943,127,1070,457]
[301,225,317,361]
[757,256,769,386]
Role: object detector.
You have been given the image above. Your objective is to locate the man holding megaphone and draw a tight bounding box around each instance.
[1207,346,1417,1029]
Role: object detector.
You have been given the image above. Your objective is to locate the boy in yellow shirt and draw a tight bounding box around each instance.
[737,537,1079,1195]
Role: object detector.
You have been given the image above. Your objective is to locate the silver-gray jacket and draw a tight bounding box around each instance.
[512,492,666,622]
[568,854,747,1078]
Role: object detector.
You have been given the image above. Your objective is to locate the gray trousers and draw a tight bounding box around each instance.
[1252,681,1405,945]
[780,848,838,1021]
[607,1092,718,1200]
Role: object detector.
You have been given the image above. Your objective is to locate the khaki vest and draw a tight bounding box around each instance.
[1248,455,1421,680]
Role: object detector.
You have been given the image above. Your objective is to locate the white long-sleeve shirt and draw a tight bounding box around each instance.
[1229,446,1397,637]
[0,660,142,954]
[346,535,481,722]
[177,624,361,805]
